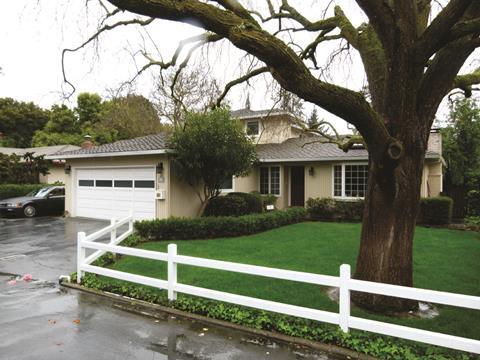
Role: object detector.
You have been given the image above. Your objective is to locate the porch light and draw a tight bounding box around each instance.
[308,167,315,176]
[64,164,71,174]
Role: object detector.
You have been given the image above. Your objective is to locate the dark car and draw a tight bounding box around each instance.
[0,186,65,218]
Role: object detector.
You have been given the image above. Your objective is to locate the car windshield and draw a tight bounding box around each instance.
[26,188,51,198]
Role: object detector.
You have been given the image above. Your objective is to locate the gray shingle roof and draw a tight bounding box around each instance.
[257,136,441,162]
[231,108,293,119]
[50,133,169,158]
[0,144,80,157]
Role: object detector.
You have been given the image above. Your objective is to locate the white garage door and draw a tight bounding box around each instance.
[75,167,156,220]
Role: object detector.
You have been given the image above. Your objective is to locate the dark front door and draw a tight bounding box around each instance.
[290,166,305,207]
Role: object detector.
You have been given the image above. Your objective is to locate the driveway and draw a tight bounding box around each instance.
[0,217,335,360]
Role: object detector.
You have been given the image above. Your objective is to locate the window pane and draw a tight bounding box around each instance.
[246,121,259,135]
[114,180,133,188]
[344,165,368,198]
[96,180,112,187]
[334,165,342,197]
[260,167,269,194]
[79,180,94,187]
[270,167,280,195]
[135,180,155,188]
[49,188,64,196]
[221,177,233,190]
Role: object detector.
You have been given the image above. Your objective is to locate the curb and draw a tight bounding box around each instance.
[61,281,377,360]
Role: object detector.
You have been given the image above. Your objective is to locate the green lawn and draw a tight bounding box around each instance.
[108,222,480,340]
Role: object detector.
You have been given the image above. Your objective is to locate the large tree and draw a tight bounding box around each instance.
[67,0,480,312]
[0,98,49,147]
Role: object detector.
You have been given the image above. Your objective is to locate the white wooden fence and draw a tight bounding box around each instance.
[76,218,480,354]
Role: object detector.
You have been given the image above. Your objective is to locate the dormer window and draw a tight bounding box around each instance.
[246,120,259,136]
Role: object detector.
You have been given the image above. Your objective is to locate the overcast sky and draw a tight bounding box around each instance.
[0,1,478,132]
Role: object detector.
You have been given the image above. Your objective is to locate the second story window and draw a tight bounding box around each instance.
[246,120,259,136]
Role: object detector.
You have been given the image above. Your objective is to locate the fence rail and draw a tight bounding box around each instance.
[76,221,480,354]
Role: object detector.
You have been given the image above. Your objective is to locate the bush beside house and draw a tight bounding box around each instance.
[135,207,306,240]
[0,183,47,200]
[418,196,453,225]
[307,196,454,225]
[204,192,263,217]
[306,198,364,222]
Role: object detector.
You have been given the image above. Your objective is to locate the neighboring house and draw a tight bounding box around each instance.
[47,109,443,221]
[0,145,80,184]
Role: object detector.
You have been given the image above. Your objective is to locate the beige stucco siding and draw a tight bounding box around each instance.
[40,165,67,184]
[304,163,333,200]
[169,165,203,218]
[234,168,259,193]
[64,155,169,218]
[426,160,443,196]
[241,115,295,145]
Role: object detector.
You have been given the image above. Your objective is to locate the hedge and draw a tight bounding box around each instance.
[227,192,263,214]
[418,196,453,225]
[204,195,249,217]
[0,184,48,200]
[204,192,263,217]
[306,198,364,222]
[135,207,307,240]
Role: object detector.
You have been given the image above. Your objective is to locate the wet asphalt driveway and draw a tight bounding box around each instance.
[0,216,335,360]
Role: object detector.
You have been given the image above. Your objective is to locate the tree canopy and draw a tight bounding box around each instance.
[0,98,49,147]
[170,108,257,215]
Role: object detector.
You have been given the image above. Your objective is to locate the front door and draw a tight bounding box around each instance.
[290,166,305,207]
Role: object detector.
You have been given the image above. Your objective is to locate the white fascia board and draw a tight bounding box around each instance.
[258,156,369,163]
[46,149,169,160]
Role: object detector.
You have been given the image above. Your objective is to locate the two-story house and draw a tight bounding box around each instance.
[48,108,443,220]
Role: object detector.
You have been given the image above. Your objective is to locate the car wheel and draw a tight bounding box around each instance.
[23,205,37,218]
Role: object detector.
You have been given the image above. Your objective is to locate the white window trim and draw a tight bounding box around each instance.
[260,166,281,197]
[220,176,236,193]
[331,162,368,200]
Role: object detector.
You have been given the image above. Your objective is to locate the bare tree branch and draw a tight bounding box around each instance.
[215,67,268,107]
[453,66,480,97]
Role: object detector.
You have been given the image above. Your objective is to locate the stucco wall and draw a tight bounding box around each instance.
[234,168,259,193]
[40,165,66,184]
[427,160,443,196]
[304,163,333,200]
[169,164,203,218]
[65,155,168,218]
[241,115,295,145]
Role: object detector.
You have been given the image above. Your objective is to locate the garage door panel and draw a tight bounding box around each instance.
[75,167,155,220]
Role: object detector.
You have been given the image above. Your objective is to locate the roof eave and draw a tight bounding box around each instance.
[46,149,169,160]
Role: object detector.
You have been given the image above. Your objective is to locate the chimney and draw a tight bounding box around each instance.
[81,135,95,150]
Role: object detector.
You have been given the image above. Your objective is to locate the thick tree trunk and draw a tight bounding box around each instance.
[353,138,426,312]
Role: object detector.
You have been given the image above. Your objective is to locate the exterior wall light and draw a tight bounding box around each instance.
[308,166,315,176]
[156,162,164,174]
[64,164,71,174]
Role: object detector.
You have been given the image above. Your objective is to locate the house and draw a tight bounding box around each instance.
[0,144,80,184]
[47,109,443,220]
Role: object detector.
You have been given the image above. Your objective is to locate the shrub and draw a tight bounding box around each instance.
[227,192,263,214]
[306,197,364,221]
[418,196,453,225]
[0,184,47,200]
[135,207,306,240]
[466,190,480,216]
[465,216,480,232]
[251,191,278,210]
[203,195,249,217]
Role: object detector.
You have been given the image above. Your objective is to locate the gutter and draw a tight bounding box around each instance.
[46,149,170,160]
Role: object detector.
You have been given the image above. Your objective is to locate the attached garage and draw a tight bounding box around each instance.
[74,167,156,220]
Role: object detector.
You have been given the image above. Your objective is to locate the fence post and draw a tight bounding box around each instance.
[77,232,86,284]
[110,218,117,244]
[168,244,177,301]
[339,264,351,333]
[128,210,134,233]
